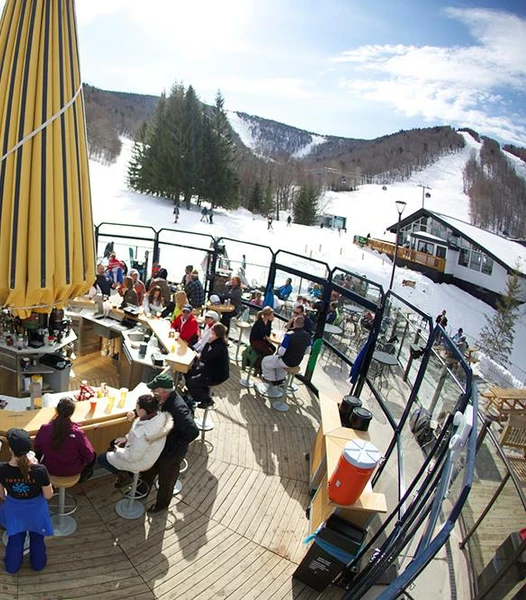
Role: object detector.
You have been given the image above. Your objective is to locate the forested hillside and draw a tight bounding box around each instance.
[464,137,526,238]
[83,83,526,232]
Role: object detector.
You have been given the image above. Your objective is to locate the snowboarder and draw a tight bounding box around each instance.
[208,208,214,224]
[267,216,273,230]
[173,205,179,223]
[200,207,208,222]
[287,215,292,227]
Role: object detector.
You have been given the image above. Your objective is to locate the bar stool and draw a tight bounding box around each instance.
[233,320,251,363]
[240,347,259,389]
[257,381,285,399]
[49,473,81,536]
[195,405,215,444]
[272,366,301,412]
[115,472,148,519]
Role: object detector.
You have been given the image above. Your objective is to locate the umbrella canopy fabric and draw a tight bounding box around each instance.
[0,0,95,318]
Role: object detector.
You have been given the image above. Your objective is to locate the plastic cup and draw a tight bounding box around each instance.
[106,393,115,413]
[118,387,128,408]
[89,398,97,412]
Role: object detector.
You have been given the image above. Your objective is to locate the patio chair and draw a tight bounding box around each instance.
[500,411,526,457]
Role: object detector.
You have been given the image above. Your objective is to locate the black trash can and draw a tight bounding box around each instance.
[293,515,365,592]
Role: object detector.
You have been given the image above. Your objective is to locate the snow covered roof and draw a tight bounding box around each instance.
[388,209,526,275]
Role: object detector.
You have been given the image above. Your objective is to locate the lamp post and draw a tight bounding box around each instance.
[388,200,407,290]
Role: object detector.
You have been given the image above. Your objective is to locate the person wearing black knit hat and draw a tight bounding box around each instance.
[0,428,53,574]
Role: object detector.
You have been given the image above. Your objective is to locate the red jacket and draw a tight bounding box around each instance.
[171,313,199,345]
[34,421,95,477]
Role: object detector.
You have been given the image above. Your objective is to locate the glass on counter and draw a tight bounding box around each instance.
[118,387,128,408]
[106,392,116,413]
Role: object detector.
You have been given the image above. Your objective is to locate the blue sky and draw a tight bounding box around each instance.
[3,0,526,144]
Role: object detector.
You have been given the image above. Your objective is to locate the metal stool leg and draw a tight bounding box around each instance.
[235,327,243,363]
[272,374,292,412]
[52,487,78,536]
[257,381,285,399]
[115,472,145,519]
[195,407,215,446]
[240,364,255,388]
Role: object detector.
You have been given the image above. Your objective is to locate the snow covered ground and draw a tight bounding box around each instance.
[88,137,526,379]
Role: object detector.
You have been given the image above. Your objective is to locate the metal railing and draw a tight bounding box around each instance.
[93,222,478,598]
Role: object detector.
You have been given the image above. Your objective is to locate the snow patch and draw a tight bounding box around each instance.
[292,134,327,159]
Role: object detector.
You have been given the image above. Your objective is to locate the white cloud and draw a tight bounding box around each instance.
[332,7,526,144]
[194,77,316,101]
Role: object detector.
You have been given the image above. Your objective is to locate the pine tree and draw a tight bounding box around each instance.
[182,85,202,208]
[248,180,263,213]
[478,270,521,366]
[293,185,319,226]
[262,175,274,217]
[202,91,239,209]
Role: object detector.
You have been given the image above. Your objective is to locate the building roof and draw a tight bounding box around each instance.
[388,208,526,275]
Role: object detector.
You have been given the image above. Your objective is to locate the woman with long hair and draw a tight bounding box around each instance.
[0,428,53,574]
[34,398,95,482]
[120,275,138,308]
[144,285,164,316]
[171,290,188,323]
[186,323,230,409]
[250,306,275,357]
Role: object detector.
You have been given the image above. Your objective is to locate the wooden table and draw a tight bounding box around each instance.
[206,303,235,314]
[483,387,526,421]
[147,318,197,384]
[0,385,148,459]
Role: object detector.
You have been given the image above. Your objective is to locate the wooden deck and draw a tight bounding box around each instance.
[0,352,344,599]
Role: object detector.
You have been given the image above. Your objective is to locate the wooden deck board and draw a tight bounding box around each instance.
[0,350,339,598]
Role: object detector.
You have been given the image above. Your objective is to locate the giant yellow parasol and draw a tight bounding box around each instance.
[0,0,95,319]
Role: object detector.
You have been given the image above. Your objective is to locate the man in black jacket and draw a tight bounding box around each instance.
[141,373,199,514]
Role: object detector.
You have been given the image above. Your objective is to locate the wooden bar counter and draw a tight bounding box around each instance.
[308,395,387,531]
[0,384,149,460]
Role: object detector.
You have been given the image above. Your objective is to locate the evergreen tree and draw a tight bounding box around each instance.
[201,91,239,209]
[478,270,521,366]
[293,185,319,226]
[262,175,274,217]
[182,85,203,208]
[248,180,263,213]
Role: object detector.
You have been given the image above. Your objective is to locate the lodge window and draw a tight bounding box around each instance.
[470,252,482,271]
[459,248,469,267]
[436,246,446,259]
[481,255,493,275]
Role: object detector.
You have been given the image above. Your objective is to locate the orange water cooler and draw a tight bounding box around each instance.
[328,439,381,505]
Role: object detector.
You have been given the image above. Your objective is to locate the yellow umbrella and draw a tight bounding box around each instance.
[0,0,95,319]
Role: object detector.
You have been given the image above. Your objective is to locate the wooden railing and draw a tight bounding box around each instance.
[362,238,446,273]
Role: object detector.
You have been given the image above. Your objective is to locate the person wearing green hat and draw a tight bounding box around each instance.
[0,428,54,574]
[140,373,199,514]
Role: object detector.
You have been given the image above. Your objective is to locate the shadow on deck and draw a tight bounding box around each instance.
[0,355,344,600]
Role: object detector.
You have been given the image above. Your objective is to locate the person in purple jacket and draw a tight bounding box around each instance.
[34,397,95,482]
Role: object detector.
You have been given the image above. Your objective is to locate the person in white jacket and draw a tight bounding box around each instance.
[193,309,219,353]
[97,394,173,488]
